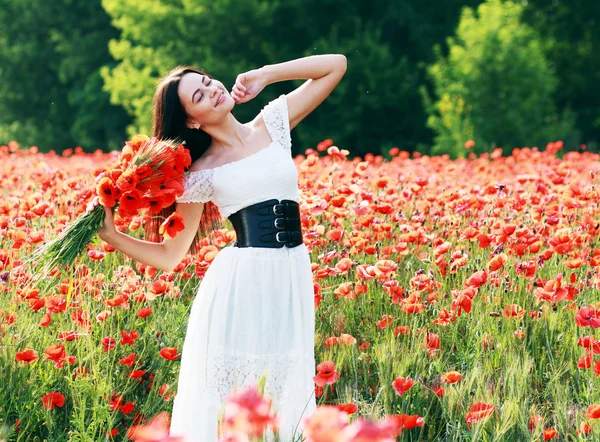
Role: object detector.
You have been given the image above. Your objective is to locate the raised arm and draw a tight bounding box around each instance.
[99,202,205,273]
[259,54,347,130]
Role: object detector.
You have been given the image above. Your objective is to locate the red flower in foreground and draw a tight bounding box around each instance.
[392,376,414,396]
[159,347,180,361]
[585,404,600,419]
[120,402,135,415]
[336,403,358,415]
[440,371,462,384]
[159,212,184,240]
[137,307,153,318]
[118,353,137,367]
[127,369,147,379]
[302,405,349,441]
[465,402,494,425]
[126,411,185,441]
[313,361,339,387]
[543,427,558,440]
[101,336,116,352]
[221,384,280,437]
[341,416,399,441]
[529,414,544,432]
[576,306,600,328]
[15,349,38,364]
[120,329,139,345]
[431,385,445,397]
[387,413,425,431]
[578,422,592,436]
[42,392,65,410]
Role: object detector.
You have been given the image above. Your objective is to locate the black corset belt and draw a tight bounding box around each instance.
[227,198,304,249]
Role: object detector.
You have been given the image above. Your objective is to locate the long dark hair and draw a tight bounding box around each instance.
[143,65,224,257]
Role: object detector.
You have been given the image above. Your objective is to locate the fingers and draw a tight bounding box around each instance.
[232,86,245,99]
[231,75,248,103]
[231,89,245,103]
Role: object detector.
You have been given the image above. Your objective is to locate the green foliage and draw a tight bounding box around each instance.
[420,0,579,158]
[100,0,276,138]
[100,0,481,159]
[520,0,600,152]
[1,0,598,157]
[0,0,130,152]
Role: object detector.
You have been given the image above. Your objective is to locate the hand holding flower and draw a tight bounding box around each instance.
[98,204,117,243]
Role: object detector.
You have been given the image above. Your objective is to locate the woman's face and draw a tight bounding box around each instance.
[177,72,231,127]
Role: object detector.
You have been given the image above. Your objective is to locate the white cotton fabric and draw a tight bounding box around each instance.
[175,94,299,219]
[169,94,317,442]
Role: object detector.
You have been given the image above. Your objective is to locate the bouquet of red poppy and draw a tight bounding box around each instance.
[19,134,191,281]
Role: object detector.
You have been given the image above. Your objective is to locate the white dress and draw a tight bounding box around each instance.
[169,94,317,442]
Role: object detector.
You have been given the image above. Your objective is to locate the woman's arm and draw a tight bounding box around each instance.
[259,54,347,130]
[102,230,173,272]
[99,202,205,273]
[260,54,347,84]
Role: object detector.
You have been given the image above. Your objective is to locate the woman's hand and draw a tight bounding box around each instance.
[230,68,268,104]
[98,204,117,243]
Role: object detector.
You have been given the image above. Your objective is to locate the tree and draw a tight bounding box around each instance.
[0,0,130,152]
[420,0,578,158]
[521,0,600,151]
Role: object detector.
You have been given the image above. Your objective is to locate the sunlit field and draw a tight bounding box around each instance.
[2,139,600,441]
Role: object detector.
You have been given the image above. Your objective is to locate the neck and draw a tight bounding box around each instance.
[202,113,250,150]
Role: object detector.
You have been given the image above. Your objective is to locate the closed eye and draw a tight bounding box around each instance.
[198,79,213,103]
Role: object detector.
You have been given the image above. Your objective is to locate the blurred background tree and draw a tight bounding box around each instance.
[100,0,485,158]
[420,0,579,158]
[520,0,600,154]
[0,0,597,158]
[0,0,131,152]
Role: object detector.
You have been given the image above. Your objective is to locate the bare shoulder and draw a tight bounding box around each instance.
[248,110,266,133]
[188,155,214,173]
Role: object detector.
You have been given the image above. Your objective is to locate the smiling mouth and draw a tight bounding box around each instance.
[216,91,225,107]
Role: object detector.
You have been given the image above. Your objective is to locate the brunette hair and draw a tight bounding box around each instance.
[143,65,224,257]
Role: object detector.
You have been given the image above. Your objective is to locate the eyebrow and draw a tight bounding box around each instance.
[191,76,207,103]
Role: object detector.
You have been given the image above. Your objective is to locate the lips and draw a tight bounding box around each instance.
[216,91,225,107]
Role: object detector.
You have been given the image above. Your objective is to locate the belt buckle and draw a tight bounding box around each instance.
[273,203,286,216]
[274,218,286,229]
[275,231,289,243]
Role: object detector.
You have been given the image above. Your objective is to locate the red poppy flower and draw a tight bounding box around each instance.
[15,349,38,364]
[392,376,414,396]
[336,403,358,415]
[159,212,184,240]
[313,361,339,387]
[42,392,65,410]
[440,371,462,384]
[159,347,180,361]
[585,404,600,419]
[465,402,494,425]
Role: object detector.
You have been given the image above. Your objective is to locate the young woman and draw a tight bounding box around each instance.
[98,54,347,441]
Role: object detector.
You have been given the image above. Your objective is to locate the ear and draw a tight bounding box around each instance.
[186,119,201,130]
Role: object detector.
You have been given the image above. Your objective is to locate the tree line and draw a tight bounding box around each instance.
[0,0,597,158]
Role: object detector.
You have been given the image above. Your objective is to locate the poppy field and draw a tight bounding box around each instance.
[2,139,600,441]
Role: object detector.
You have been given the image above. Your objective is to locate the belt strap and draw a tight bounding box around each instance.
[227,199,303,249]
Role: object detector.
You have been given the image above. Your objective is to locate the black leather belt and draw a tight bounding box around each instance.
[228,199,303,248]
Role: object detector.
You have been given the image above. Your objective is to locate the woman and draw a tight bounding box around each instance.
[98,54,347,441]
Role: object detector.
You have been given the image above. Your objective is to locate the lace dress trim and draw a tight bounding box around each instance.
[175,168,215,204]
[206,344,314,408]
[175,94,290,204]
[263,94,292,153]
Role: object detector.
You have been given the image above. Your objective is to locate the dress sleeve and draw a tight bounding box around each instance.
[175,169,215,204]
[262,94,292,153]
